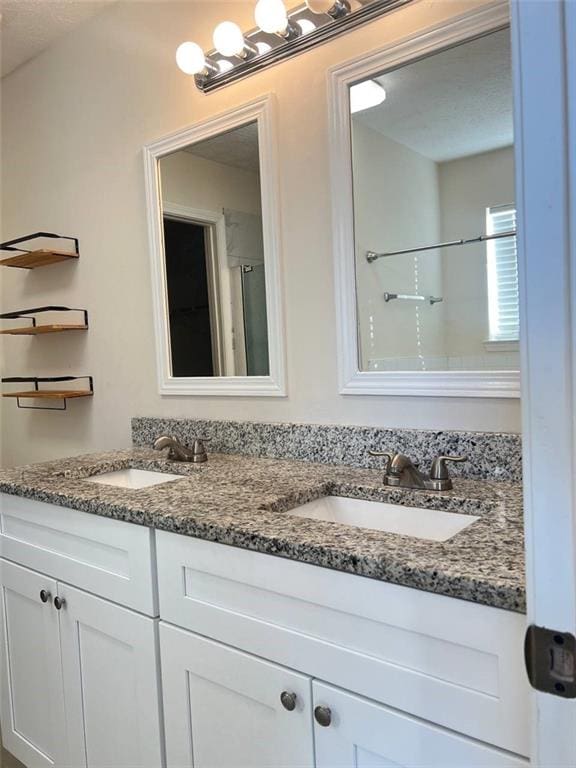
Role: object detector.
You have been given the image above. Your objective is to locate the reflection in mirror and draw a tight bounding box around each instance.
[351,29,517,374]
[159,121,270,378]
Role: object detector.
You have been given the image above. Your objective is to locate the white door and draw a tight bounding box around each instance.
[312,682,526,768]
[57,583,163,768]
[512,1,576,765]
[0,560,68,768]
[160,622,314,768]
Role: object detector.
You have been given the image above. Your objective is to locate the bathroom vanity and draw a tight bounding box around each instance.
[0,443,529,768]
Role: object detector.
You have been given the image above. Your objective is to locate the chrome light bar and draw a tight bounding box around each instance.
[179,0,411,93]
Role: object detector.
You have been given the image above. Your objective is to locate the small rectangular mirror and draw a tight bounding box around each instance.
[331,18,519,397]
[144,97,285,396]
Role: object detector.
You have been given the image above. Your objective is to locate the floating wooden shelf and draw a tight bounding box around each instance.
[3,390,93,400]
[0,250,79,269]
[0,232,80,270]
[2,376,94,411]
[0,306,89,336]
[0,323,88,336]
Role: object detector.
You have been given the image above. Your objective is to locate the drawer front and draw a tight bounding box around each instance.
[157,531,530,756]
[0,494,157,615]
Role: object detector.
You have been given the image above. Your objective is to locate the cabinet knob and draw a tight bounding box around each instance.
[314,705,332,727]
[39,589,51,604]
[53,596,66,610]
[280,691,297,711]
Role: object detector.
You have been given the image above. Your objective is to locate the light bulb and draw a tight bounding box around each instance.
[255,0,289,35]
[213,21,246,57]
[176,42,207,75]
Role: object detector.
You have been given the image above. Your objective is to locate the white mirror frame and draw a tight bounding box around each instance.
[328,0,519,398]
[143,95,286,397]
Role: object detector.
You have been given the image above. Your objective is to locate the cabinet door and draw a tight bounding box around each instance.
[0,560,68,768]
[312,682,527,768]
[160,623,315,768]
[57,584,163,768]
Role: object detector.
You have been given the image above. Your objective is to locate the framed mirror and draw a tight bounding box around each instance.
[329,2,518,397]
[144,96,286,396]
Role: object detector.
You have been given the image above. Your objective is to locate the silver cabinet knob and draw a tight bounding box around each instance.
[314,705,332,727]
[53,596,66,610]
[280,691,297,711]
[39,589,51,603]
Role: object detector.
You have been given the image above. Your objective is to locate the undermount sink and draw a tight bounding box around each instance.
[288,496,479,542]
[85,468,184,490]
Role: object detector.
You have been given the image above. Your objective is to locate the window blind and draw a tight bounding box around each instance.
[486,205,519,342]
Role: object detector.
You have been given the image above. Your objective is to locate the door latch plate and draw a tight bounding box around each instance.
[525,625,576,698]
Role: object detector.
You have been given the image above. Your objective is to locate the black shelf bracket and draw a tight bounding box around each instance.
[0,232,80,255]
[0,305,89,330]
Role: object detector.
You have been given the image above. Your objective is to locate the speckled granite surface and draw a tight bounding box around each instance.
[132,417,522,482]
[0,448,525,613]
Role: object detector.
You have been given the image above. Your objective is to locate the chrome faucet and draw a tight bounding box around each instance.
[369,450,467,491]
[153,435,208,463]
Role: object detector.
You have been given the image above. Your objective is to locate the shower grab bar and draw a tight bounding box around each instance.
[384,293,443,305]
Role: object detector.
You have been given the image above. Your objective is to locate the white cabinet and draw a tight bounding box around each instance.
[312,682,527,768]
[159,623,528,768]
[0,559,163,768]
[0,561,67,768]
[160,623,315,768]
[156,532,530,756]
[58,585,164,768]
[0,495,531,768]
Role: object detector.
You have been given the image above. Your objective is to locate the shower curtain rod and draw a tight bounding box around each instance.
[365,230,517,263]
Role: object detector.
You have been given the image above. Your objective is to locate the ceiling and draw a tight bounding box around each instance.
[0,0,118,77]
[354,29,513,163]
[183,122,260,173]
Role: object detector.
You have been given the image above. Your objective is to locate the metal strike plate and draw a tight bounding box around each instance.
[525,625,576,698]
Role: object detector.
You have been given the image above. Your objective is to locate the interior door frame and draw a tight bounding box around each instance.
[162,202,228,377]
[512,0,576,764]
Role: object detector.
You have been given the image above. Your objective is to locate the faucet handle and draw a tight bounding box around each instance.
[368,450,395,474]
[430,455,467,480]
[191,438,209,463]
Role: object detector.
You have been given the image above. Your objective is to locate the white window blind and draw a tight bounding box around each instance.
[486,205,519,342]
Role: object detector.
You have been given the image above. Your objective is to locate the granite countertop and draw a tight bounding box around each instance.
[0,449,525,613]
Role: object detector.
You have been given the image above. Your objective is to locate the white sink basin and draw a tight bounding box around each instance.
[288,496,479,542]
[85,468,184,490]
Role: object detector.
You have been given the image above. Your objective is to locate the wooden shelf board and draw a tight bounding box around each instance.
[2,390,93,400]
[0,324,88,336]
[0,249,79,269]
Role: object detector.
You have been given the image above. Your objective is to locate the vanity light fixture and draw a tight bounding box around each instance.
[176,0,411,92]
[350,79,386,114]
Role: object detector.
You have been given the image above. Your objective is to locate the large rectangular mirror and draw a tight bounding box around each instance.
[331,8,519,397]
[144,97,285,396]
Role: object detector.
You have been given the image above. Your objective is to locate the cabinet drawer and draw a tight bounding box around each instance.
[0,494,157,615]
[157,532,530,756]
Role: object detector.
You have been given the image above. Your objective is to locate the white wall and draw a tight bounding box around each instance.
[352,121,444,368]
[439,145,516,358]
[160,150,261,214]
[0,0,520,468]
